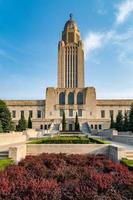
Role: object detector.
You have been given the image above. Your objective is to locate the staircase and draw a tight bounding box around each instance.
[81,122,91,134]
[50,123,60,134]
[0,151,8,160]
[125,150,133,160]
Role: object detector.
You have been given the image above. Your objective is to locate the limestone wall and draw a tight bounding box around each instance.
[0,132,26,147]
[27,144,109,155]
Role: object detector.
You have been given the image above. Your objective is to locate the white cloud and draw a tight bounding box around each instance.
[84,32,104,59]
[116,0,133,24]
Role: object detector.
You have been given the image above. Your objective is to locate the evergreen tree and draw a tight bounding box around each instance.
[0,100,13,132]
[115,112,123,132]
[28,115,32,129]
[128,103,133,133]
[0,120,3,133]
[75,112,80,131]
[16,115,27,132]
[110,113,115,129]
[123,111,129,132]
[62,111,66,131]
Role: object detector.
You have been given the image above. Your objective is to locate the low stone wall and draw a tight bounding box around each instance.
[0,132,26,148]
[27,144,109,155]
[112,135,133,145]
[108,145,126,162]
[9,144,26,163]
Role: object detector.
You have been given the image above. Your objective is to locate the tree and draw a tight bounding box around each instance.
[75,112,80,131]
[0,120,3,133]
[115,112,123,132]
[128,103,133,133]
[16,115,27,132]
[28,115,32,129]
[110,113,115,129]
[123,111,129,132]
[62,111,66,131]
[0,100,13,132]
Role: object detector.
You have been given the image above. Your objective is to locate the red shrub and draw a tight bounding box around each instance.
[0,153,133,200]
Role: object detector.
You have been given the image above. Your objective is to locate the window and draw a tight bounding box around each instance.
[118,110,122,114]
[44,125,47,130]
[77,92,83,105]
[12,111,16,118]
[99,124,102,130]
[101,110,105,118]
[68,92,74,105]
[21,111,24,118]
[37,110,41,118]
[95,125,97,129]
[90,112,92,116]
[91,124,93,129]
[60,109,64,117]
[40,125,43,129]
[69,109,73,117]
[29,110,33,118]
[59,92,65,105]
[78,109,82,117]
[110,110,113,118]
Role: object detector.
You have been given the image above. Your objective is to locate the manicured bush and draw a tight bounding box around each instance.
[29,136,109,144]
[0,154,133,199]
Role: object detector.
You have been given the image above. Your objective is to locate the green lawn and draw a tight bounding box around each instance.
[121,158,133,168]
[29,136,109,144]
[0,159,14,171]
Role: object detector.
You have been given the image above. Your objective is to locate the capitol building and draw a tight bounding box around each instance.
[4,15,133,132]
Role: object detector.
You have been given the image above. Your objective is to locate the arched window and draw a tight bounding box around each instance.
[59,92,65,105]
[77,92,83,105]
[68,92,74,105]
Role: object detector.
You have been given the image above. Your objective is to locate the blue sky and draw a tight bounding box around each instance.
[0,0,133,100]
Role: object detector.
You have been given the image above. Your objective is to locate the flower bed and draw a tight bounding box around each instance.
[0,154,133,199]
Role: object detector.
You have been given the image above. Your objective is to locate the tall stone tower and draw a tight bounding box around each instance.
[58,14,84,88]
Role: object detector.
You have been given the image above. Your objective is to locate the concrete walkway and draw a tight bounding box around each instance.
[90,135,133,150]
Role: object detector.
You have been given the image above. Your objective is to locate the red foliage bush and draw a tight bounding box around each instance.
[0,153,133,200]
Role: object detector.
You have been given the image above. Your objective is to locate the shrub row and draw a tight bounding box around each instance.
[29,136,108,144]
[0,153,133,199]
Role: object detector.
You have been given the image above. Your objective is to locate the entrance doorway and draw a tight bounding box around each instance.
[69,124,73,131]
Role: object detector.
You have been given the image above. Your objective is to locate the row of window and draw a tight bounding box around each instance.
[12,110,42,119]
[40,124,50,130]
[60,109,82,117]
[101,110,130,118]
[91,124,102,130]
[59,92,83,105]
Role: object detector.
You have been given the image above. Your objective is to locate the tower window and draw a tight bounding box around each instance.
[68,92,74,105]
[101,110,105,118]
[37,110,42,118]
[77,92,83,105]
[59,92,65,105]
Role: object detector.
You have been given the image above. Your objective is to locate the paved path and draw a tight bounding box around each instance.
[89,135,133,150]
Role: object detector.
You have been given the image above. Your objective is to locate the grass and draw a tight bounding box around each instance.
[121,158,133,168]
[29,135,110,144]
[0,159,14,171]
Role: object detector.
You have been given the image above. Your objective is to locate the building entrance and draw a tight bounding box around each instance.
[69,124,73,131]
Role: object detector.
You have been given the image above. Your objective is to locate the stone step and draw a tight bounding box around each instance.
[125,151,133,160]
[0,151,9,160]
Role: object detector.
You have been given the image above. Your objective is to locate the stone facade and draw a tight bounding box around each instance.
[3,15,133,131]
